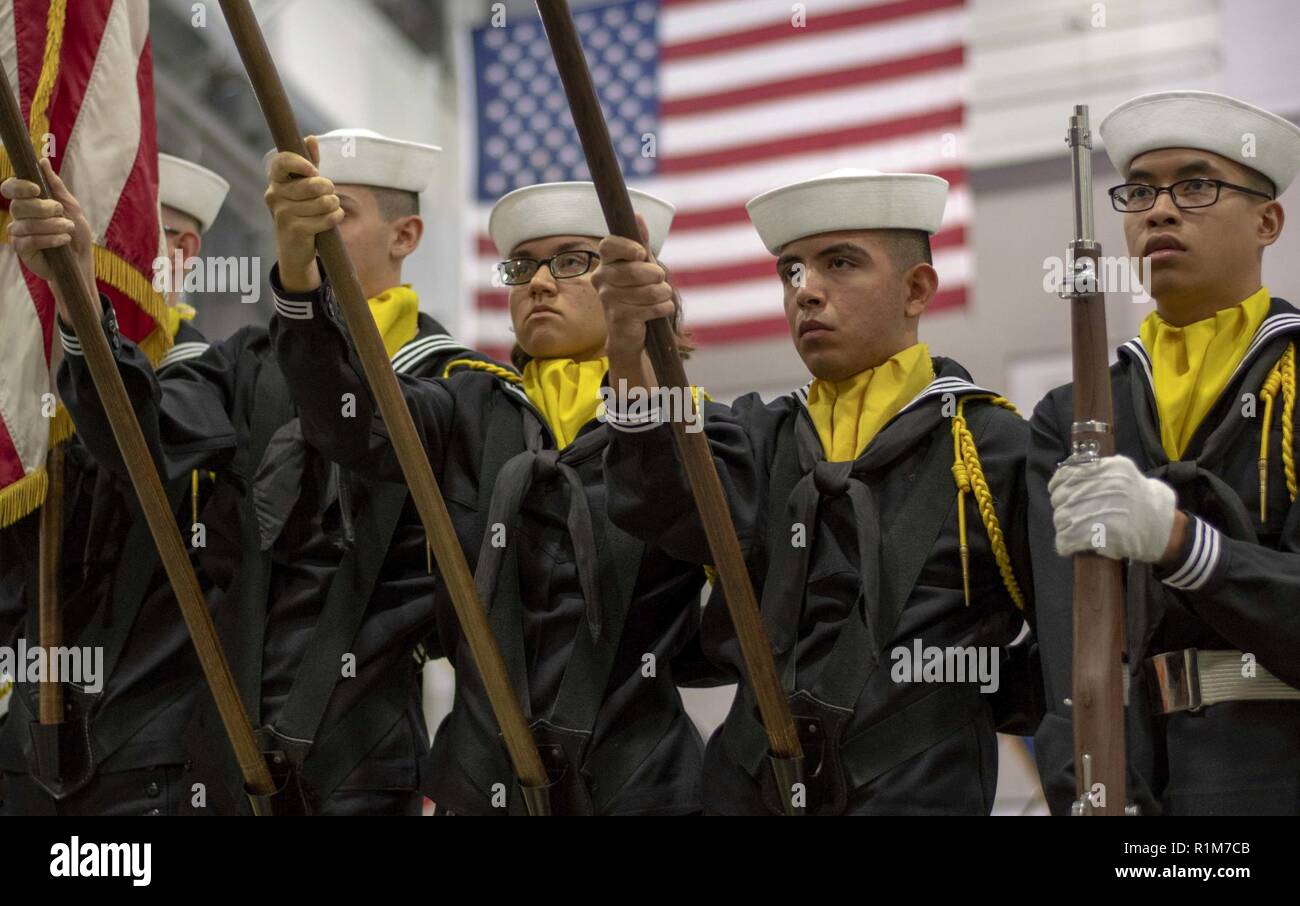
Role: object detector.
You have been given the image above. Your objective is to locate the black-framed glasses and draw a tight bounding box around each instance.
[1108,177,1274,213]
[497,250,600,286]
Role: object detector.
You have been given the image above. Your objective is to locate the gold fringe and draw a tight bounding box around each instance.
[0,0,171,518]
[0,408,76,528]
[0,0,167,369]
[137,325,171,367]
[0,465,47,529]
[49,404,74,447]
[93,245,171,366]
[0,213,172,372]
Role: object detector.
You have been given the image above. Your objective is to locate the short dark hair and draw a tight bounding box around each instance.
[370,186,420,221]
[878,229,933,271]
[1238,164,1277,198]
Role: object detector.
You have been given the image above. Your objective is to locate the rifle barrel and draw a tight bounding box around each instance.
[1067,105,1095,244]
[1063,104,1128,816]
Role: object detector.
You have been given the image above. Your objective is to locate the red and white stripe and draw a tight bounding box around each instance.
[469,0,969,358]
[0,0,160,511]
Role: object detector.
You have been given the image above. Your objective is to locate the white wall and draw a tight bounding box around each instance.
[255,0,465,334]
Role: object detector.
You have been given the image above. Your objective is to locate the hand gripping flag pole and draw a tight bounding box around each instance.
[536,0,805,815]
[216,0,552,815]
[0,60,278,810]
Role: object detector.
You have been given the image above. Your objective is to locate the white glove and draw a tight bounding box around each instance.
[1048,455,1177,562]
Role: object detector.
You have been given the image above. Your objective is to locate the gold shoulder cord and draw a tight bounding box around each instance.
[699,391,1029,609]
[443,357,523,385]
[1258,342,1297,522]
[950,395,1026,611]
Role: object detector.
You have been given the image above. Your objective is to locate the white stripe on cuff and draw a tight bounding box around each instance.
[59,323,82,356]
[1163,517,1223,591]
[604,409,665,433]
[157,343,211,371]
[274,292,315,321]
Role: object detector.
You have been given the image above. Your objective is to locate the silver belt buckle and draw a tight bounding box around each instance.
[1146,648,1202,713]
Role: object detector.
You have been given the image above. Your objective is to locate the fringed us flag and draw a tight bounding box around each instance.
[0,0,166,527]
[462,0,970,361]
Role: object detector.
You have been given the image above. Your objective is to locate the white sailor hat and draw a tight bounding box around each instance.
[488,181,675,258]
[158,153,230,233]
[1099,91,1300,194]
[746,169,949,254]
[263,128,441,194]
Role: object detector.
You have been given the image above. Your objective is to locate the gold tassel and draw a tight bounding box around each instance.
[950,418,972,608]
[191,469,200,529]
[949,396,1026,611]
[1258,343,1296,522]
[1281,345,1297,504]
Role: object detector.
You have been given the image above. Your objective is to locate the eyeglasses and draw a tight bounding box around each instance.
[1108,177,1274,213]
[497,250,600,286]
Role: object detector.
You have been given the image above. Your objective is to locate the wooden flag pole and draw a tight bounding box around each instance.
[37,444,64,727]
[536,0,805,814]
[0,64,275,805]
[216,0,551,814]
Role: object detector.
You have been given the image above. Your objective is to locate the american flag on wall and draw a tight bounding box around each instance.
[463,0,970,361]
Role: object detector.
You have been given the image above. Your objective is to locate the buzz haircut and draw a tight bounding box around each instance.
[879,229,933,272]
[370,186,420,222]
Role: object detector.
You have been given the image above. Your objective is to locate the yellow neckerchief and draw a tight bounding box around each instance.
[162,300,197,339]
[369,285,421,359]
[806,342,935,462]
[522,356,609,449]
[1140,286,1271,459]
